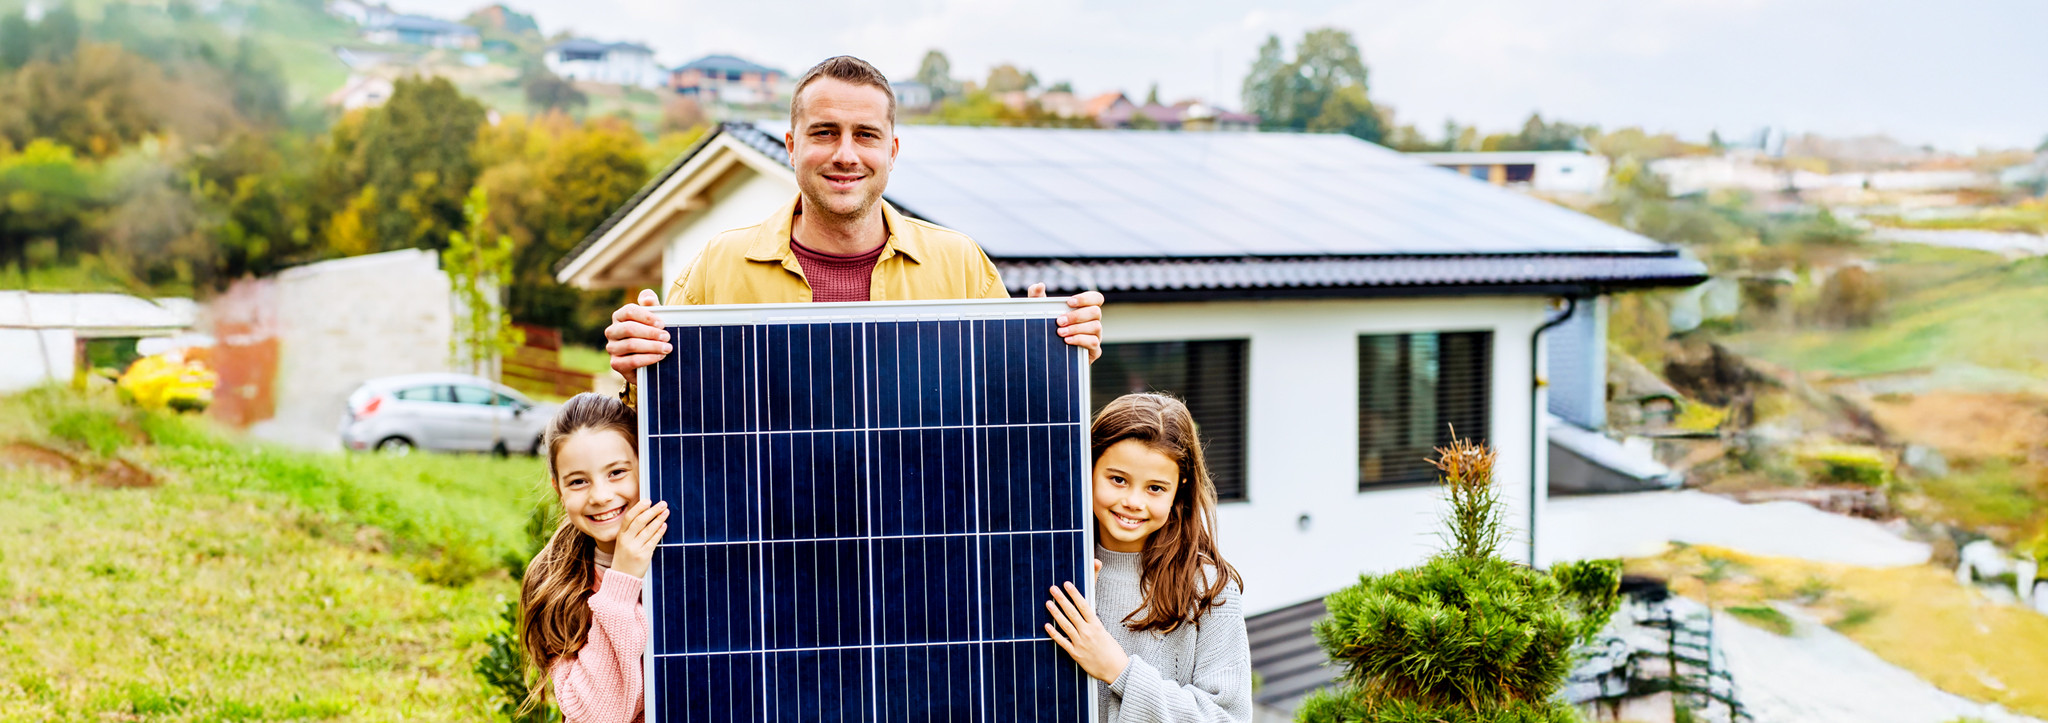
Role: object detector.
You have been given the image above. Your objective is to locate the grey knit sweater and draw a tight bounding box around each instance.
[1092,546,1252,723]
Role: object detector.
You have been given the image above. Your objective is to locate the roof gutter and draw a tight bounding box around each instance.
[1528,296,1579,568]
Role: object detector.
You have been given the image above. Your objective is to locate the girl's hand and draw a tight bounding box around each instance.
[1044,566,1128,684]
[610,500,668,578]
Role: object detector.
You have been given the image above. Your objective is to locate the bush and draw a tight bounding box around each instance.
[1300,436,1620,723]
[1798,446,1891,487]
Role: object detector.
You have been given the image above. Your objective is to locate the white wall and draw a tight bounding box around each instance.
[0,328,74,392]
[659,170,798,292]
[1103,296,1553,615]
[1534,155,1609,194]
[241,249,455,449]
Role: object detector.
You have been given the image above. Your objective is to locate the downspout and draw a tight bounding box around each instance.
[1528,296,1580,568]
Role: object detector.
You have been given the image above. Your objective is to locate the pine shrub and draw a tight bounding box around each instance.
[1300,436,1621,723]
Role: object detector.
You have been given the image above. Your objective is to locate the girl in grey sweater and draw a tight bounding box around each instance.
[1044,393,1252,723]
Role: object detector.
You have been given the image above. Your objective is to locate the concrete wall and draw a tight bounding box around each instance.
[1105,296,1553,615]
[212,249,455,449]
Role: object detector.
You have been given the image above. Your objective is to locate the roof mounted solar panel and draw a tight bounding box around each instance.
[636,298,1095,723]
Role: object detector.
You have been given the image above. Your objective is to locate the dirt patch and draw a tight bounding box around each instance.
[0,440,158,488]
[1868,391,2048,459]
[0,441,78,473]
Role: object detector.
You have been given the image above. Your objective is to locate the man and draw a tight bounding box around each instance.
[604,55,1103,379]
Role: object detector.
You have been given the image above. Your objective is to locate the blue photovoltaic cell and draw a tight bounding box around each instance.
[643,312,1090,723]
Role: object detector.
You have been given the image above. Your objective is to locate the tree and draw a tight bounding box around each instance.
[0,12,30,71]
[1305,84,1384,143]
[985,63,1035,94]
[2037,134,2048,153]
[1046,80,1073,94]
[321,76,487,253]
[444,185,523,378]
[37,5,81,63]
[1241,28,1380,142]
[1143,82,1159,106]
[915,49,957,103]
[0,140,101,268]
[1241,35,1290,125]
[1298,436,1621,723]
[522,68,586,112]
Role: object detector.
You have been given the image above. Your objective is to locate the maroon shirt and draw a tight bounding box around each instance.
[789,237,885,302]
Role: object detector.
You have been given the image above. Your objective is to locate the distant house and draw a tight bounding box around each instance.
[363,13,479,50]
[326,74,394,110]
[668,54,786,105]
[890,80,932,112]
[1176,101,1258,132]
[325,0,386,26]
[545,39,664,88]
[1408,151,1610,195]
[1036,90,1085,119]
[1080,91,1132,124]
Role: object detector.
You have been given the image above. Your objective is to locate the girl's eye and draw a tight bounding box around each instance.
[1148,484,1167,494]
[1108,475,1126,485]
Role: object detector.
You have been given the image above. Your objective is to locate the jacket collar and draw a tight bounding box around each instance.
[744,195,924,265]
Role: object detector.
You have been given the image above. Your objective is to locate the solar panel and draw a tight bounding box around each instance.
[636,298,1096,723]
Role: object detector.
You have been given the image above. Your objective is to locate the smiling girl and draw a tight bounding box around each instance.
[518,393,669,723]
[1045,393,1251,722]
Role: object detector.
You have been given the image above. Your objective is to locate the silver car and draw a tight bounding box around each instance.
[339,373,555,455]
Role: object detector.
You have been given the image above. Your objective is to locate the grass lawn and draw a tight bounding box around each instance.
[0,388,548,720]
[1630,545,2048,719]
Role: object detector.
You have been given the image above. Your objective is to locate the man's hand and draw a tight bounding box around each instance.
[605,289,671,376]
[1028,284,1104,364]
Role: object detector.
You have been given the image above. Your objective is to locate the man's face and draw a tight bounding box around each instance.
[786,78,897,222]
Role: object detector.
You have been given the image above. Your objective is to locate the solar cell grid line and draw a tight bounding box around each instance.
[637,299,1094,723]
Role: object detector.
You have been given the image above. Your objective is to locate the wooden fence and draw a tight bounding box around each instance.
[503,323,593,399]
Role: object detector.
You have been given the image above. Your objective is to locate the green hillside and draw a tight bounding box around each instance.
[1729,244,2048,385]
[0,388,545,720]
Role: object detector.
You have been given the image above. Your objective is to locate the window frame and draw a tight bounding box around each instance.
[1356,329,1494,492]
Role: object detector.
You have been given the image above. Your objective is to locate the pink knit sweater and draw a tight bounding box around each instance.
[549,566,646,723]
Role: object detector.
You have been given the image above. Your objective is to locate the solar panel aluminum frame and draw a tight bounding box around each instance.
[634,297,1097,722]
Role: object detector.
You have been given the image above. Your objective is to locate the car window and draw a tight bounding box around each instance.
[394,385,449,402]
[451,386,497,405]
[493,392,526,409]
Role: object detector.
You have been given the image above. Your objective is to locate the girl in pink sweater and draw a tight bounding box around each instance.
[518,393,669,723]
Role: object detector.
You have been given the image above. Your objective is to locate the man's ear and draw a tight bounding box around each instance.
[785,131,796,170]
[889,134,899,166]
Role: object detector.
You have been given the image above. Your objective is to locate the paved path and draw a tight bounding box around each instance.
[1541,489,1931,568]
[1716,604,2043,723]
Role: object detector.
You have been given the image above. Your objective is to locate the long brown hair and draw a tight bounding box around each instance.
[519,392,638,714]
[1091,393,1243,634]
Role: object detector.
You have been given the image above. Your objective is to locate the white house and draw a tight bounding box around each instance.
[0,291,198,393]
[544,39,665,89]
[362,13,479,50]
[1407,150,1610,195]
[552,123,1705,713]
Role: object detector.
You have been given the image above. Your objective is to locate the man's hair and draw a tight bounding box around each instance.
[790,55,896,130]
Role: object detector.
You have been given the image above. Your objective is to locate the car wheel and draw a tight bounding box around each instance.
[529,436,544,456]
[376,436,415,455]
[492,441,510,458]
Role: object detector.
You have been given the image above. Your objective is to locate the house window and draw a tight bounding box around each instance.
[1357,331,1492,490]
[1091,340,1248,503]
[1504,164,1537,183]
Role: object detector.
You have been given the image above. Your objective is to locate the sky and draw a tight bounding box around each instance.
[391,0,2048,152]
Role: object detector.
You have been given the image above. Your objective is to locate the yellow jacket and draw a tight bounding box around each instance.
[666,195,1009,305]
